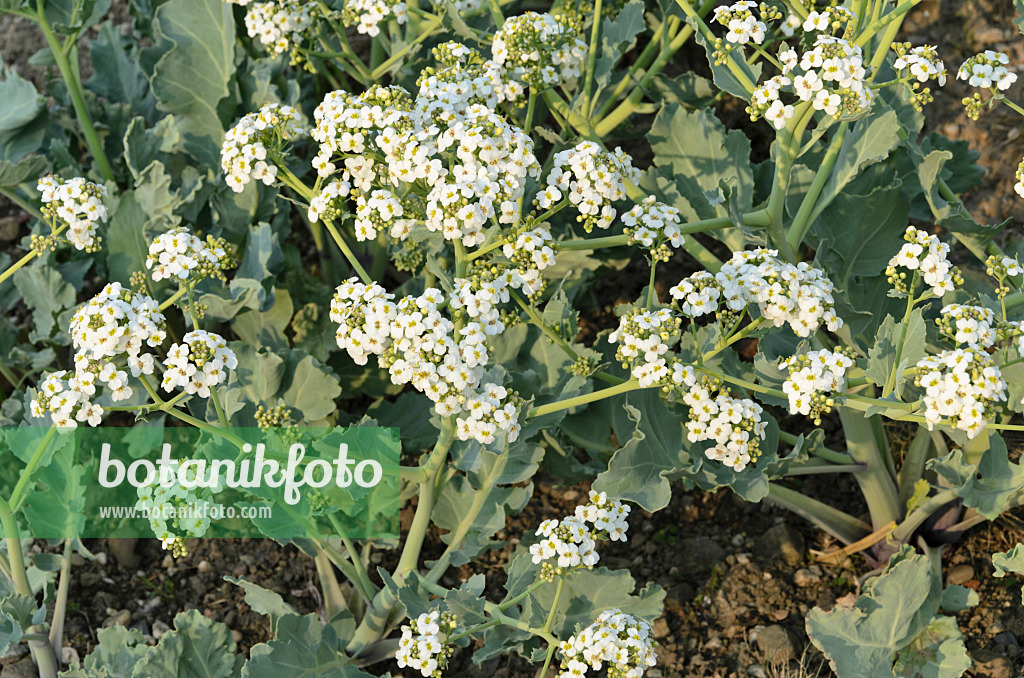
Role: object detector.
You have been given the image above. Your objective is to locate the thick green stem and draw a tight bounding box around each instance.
[529,379,643,419]
[0,497,58,678]
[581,0,602,116]
[395,421,453,578]
[766,103,814,262]
[785,121,848,252]
[48,539,72,665]
[36,4,114,182]
[838,408,901,531]
[675,0,755,95]
[314,547,350,618]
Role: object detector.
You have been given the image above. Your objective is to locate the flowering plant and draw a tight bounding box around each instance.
[4,0,1024,676]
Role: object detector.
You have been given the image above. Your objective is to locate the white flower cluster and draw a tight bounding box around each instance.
[146,226,229,283]
[307,178,352,223]
[30,371,103,427]
[340,0,407,36]
[958,50,1017,90]
[541,142,639,232]
[713,1,768,46]
[936,304,997,349]
[749,34,872,128]
[717,249,843,337]
[352,188,412,242]
[622,196,683,262]
[893,44,947,85]
[135,465,216,552]
[330,278,522,444]
[32,283,168,426]
[161,330,237,398]
[70,282,167,367]
[608,308,681,388]
[1017,159,1024,199]
[780,348,855,422]
[395,611,457,678]
[529,491,629,581]
[37,175,108,251]
[417,41,508,113]
[986,254,1022,298]
[668,271,720,317]
[310,85,406,179]
[677,366,767,471]
[242,0,315,56]
[558,609,658,678]
[221,103,304,192]
[451,274,516,334]
[915,348,1007,439]
[491,12,587,98]
[887,226,962,297]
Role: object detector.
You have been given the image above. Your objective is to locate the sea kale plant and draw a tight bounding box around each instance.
[4,0,1024,675]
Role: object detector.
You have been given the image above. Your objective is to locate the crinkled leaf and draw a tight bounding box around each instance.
[592,1,646,91]
[0,594,43,657]
[939,585,979,613]
[279,350,342,421]
[224,576,296,633]
[242,613,361,677]
[525,566,665,639]
[133,610,242,678]
[104,192,152,286]
[649,103,753,215]
[806,553,933,677]
[86,22,150,104]
[0,65,43,135]
[149,0,235,166]
[893,616,971,678]
[23,432,86,538]
[993,544,1024,603]
[915,147,1009,238]
[812,178,907,340]
[688,19,760,100]
[13,260,76,343]
[232,288,293,352]
[865,309,925,393]
[62,626,150,678]
[0,154,46,187]
[816,110,902,216]
[593,390,691,512]
[927,433,1024,520]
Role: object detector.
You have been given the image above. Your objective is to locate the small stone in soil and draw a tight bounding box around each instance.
[746,665,767,678]
[794,568,821,587]
[197,560,213,574]
[232,630,243,644]
[60,647,80,666]
[3,643,29,660]
[756,624,795,663]
[102,609,132,628]
[754,524,805,568]
[947,564,974,586]
[652,618,670,639]
[152,620,170,640]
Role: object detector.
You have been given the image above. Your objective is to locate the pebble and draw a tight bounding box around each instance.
[102,609,132,628]
[70,553,86,567]
[60,647,80,666]
[704,636,723,651]
[152,620,171,640]
[747,665,767,678]
[3,643,29,660]
[80,572,103,587]
[197,560,213,574]
[756,625,795,663]
[94,552,108,566]
[161,555,174,569]
[231,630,243,644]
[652,618,670,639]
[947,564,974,586]
[794,568,821,588]
[755,524,805,567]
[143,597,162,613]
